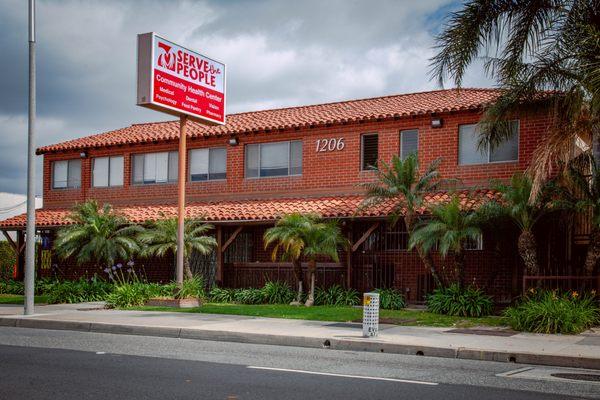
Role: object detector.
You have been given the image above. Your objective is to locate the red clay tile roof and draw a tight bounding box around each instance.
[0,190,499,230]
[37,88,502,154]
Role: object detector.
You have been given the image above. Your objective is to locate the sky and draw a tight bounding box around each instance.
[0,0,493,197]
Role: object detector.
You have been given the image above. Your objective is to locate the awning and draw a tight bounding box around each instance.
[0,189,499,230]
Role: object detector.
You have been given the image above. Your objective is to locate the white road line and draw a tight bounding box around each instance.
[247,366,438,386]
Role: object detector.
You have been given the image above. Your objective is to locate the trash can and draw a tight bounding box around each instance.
[362,292,379,337]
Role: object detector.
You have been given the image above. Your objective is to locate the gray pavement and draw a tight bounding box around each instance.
[1,302,599,369]
[1,326,599,399]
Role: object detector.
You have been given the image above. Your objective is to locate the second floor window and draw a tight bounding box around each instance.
[52,159,81,189]
[92,156,124,187]
[245,140,302,178]
[189,148,227,181]
[132,151,178,184]
[361,133,378,170]
[400,129,418,160]
[458,121,519,165]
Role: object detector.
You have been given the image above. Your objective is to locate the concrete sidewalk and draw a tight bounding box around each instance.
[1,302,599,369]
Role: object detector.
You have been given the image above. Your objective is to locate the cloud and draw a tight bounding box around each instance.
[0,0,493,196]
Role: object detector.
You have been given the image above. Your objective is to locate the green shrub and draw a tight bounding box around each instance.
[504,290,600,334]
[314,285,360,306]
[209,287,237,303]
[148,282,177,298]
[45,277,112,304]
[105,283,154,308]
[1,280,25,295]
[234,288,265,304]
[426,284,494,317]
[375,288,406,310]
[176,276,205,299]
[261,281,295,304]
[35,278,57,295]
[0,241,16,281]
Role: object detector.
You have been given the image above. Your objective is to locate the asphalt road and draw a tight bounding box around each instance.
[0,327,598,399]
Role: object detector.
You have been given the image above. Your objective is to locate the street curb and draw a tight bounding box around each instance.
[1,316,599,369]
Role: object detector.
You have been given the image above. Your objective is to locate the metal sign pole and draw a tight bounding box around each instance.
[24,0,36,315]
[176,114,188,286]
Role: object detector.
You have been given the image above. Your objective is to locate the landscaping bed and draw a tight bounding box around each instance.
[129,303,505,328]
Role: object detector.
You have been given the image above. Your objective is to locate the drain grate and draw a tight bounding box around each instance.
[551,373,600,382]
[498,367,600,385]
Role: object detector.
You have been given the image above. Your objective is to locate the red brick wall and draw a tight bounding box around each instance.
[41,108,551,209]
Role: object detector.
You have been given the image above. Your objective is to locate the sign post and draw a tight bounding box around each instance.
[176,115,187,284]
[137,33,226,286]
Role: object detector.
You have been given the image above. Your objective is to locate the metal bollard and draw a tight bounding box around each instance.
[362,292,379,337]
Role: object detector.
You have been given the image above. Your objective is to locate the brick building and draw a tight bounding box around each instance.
[1,88,582,303]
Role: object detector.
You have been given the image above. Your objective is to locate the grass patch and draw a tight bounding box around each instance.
[0,294,49,304]
[129,303,505,328]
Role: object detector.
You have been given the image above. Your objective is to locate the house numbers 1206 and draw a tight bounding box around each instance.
[315,138,345,152]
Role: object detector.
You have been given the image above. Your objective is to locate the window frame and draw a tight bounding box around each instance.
[244,140,303,179]
[92,155,124,188]
[131,151,179,186]
[458,120,520,166]
[52,159,81,189]
[189,147,227,182]
[400,129,419,161]
[360,133,379,171]
[464,233,484,251]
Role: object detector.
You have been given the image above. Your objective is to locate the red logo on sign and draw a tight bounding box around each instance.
[157,42,175,71]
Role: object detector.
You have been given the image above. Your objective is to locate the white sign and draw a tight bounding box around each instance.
[137,32,226,125]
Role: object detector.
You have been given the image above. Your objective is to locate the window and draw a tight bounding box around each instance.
[464,234,483,250]
[52,159,81,189]
[361,133,378,170]
[132,151,178,184]
[458,121,519,165]
[92,156,123,187]
[189,148,226,181]
[245,140,302,178]
[400,129,418,160]
[384,224,409,251]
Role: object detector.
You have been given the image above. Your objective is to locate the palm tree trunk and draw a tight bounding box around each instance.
[305,259,316,307]
[405,214,443,288]
[518,229,539,277]
[454,250,465,288]
[291,259,304,305]
[584,226,600,275]
[184,257,193,281]
[592,125,600,168]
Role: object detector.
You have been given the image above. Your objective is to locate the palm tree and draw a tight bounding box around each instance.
[263,213,309,305]
[54,200,141,270]
[479,173,552,276]
[137,217,217,282]
[359,154,444,286]
[431,1,600,192]
[409,196,482,287]
[264,213,348,307]
[564,154,600,275]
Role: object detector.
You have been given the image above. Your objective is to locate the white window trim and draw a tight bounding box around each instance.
[131,151,178,186]
[52,159,81,189]
[92,156,124,188]
[189,147,227,182]
[360,133,378,171]
[245,140,303,179]
[458,120,520,166]
[400,129,419,160]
